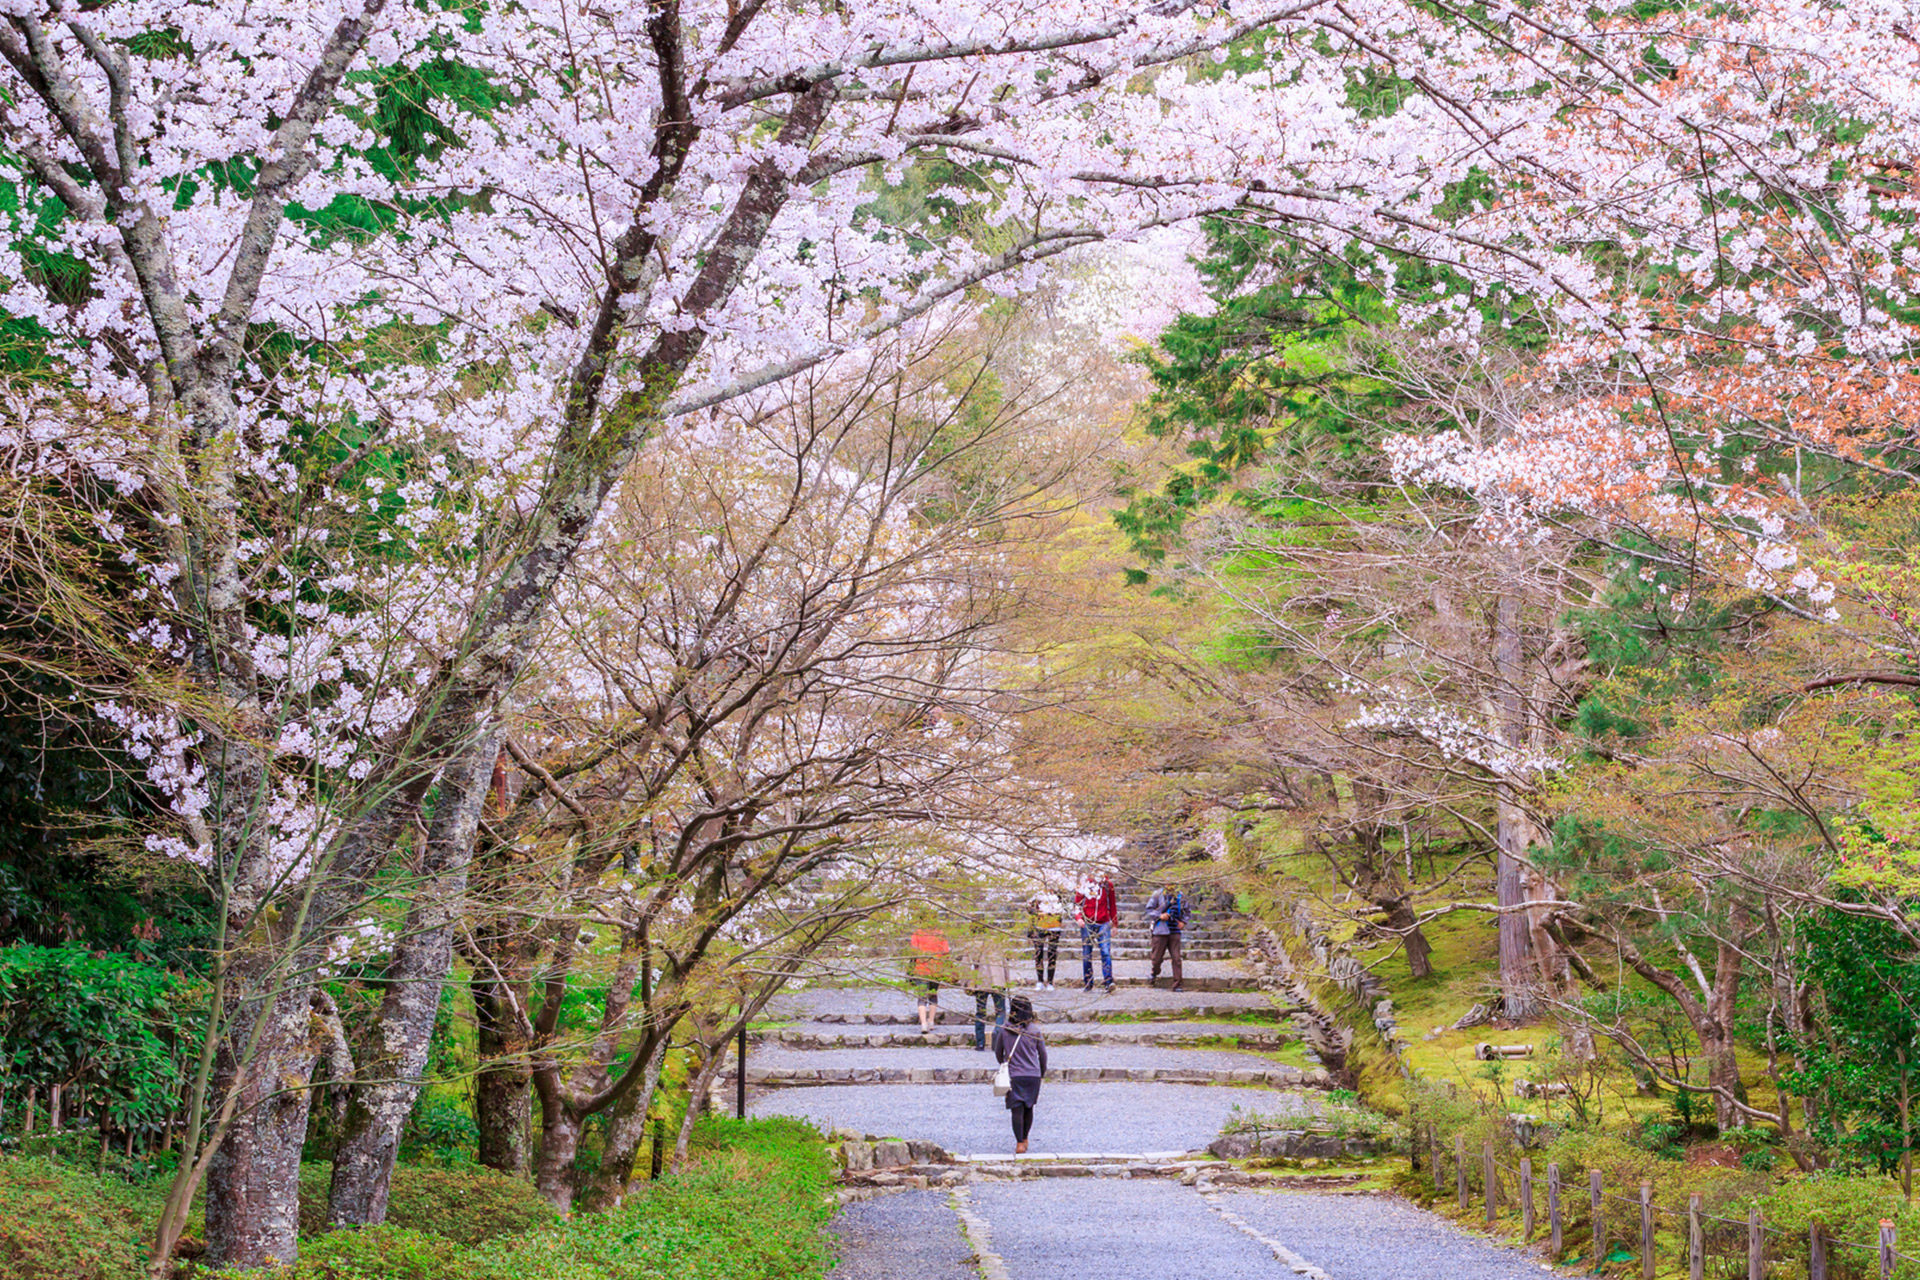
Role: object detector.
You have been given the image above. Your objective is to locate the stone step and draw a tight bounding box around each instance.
[777,1001,1285,1026]
[717,1063,1328,1090]
[756,1024,1296,1050]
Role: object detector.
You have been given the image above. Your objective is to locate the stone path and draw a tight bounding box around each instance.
[770,899,1539,1279]
[754,1081,1313,1155]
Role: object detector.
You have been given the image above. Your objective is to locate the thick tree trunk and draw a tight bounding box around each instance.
[1492,586,1544,1020]
[202,987,320,1268]
[474,1008,533,1174]
[328,733,502,1228]
[1703,930,1746,1132]
[534,1104,583,1214]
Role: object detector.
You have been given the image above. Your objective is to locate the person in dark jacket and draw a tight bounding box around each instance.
[992,993,1049,1153]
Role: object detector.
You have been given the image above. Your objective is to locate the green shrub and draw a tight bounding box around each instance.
[466,1116,833,1280]
[0,1154,161,1280]
[296,1163,556,1246]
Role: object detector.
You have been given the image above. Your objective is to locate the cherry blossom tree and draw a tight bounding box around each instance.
[6,0,1920,1266]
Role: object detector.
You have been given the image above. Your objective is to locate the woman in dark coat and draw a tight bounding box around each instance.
[992,993,1049,1153]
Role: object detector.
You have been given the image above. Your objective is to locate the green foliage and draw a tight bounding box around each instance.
[295,1164,555,1247]
[1788,906,1920,1172]
[0,945,202,1137]
[0,1154,158,1280]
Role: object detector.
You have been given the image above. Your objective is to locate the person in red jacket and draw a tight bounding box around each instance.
[1073,871,1117,993]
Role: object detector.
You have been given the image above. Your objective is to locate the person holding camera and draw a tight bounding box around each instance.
[992,994,1049,1154]
[1143,882,1187,991]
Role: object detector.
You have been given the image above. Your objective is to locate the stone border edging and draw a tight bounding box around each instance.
[723,1063,1329,1089]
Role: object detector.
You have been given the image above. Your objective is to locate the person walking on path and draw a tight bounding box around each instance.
[1074,870,1117,992]
[1144,882,1187,991]
[1026,887,1064,990]
[956,929,1010,1051]
[992,994,1049,1154]
[908,925,951,1035]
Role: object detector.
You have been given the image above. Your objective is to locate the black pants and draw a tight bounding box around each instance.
[1010,1103,1035,1142]
[1029,929,1059,983]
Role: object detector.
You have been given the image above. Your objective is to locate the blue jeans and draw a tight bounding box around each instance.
[970,989,1007,1049]
[1080,921,1113,985]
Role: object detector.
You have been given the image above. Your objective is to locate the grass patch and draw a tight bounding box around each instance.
[3,1118,833,1280]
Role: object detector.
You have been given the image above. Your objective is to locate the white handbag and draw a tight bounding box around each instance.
[993,1030,1020,1097]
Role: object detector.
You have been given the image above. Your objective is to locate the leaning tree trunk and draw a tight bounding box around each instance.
[1381,896,1434,979]
[328,733,502,1227]
[578,1049,670,1210]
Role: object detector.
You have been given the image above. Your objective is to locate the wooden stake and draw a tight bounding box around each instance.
[1689,1194,1704,1280]
[1521,1158,1535,1240]
[1881,1219,1897,1280]
[1549,1162,1563,1258]
[1457,1133,1468,1212]
[1591,1168,1606,1268]
[1748,1206,1764,1280]
[1640,1180,1654,1280]
[1432,1128,1443,1193]
[1484,1141,1497,1229]
[1810,1220,1827,1280]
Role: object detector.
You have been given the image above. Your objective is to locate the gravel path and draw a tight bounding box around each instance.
[752,1040,1288,1072]
[1214,1191,1556,1279]
[768,984,1280,1022]
[829,1190,977,1280]
[752,1081,1318,1155]
[969,1179,1281,1279]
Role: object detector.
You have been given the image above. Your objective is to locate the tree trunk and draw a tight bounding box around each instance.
[328,734,502,1228]
[1704,928,1746,1132]
[202,987,320,1268]
[534,1104,583,1214]
[578,1050,668,1210]
[475,1033,533,1175]
[1381,896,1434,979]
[1493,586,1543,1020]
[673,1052,725,1172]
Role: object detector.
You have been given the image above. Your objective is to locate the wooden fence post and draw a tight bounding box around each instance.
[1640,1181,1654,1280]
[1457,1133,1468,1212]
[1521,1158,1535,1240]
[1810,1220,1827,1280]
[1591,1169,1606,1268]
[1881,1219,1897,1280]
[1431,1128,1443,1193]
[1484,1141,1497,1229]
[1549,1163,1563,1258]
[1748,1206,1764,1280]
[1689,1194,1704,1280]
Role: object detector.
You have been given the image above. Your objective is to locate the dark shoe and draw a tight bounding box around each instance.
[1171,983,1184,992]
[1083,980,1094,992]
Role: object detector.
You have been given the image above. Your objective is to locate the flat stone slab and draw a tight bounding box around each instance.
[760,1019,1294,1049]
[750,1081,1325,1158]
[1209,1190,1554,1280]
[967,1178,1282,1279]
[830,1188,976,1280]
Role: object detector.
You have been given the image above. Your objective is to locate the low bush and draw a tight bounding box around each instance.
[296,1163,556,1246]
[0,1154,162,1280]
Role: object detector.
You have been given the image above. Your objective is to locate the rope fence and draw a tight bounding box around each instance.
[1425,1125,1920,1280]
